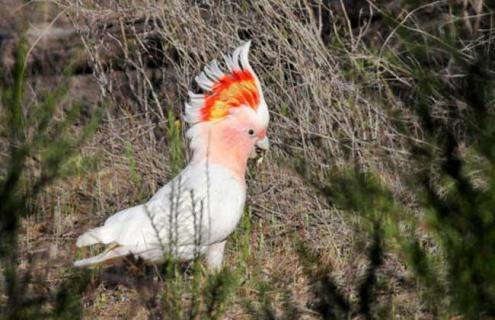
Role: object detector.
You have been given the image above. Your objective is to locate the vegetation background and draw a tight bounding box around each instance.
[1,0,494,319]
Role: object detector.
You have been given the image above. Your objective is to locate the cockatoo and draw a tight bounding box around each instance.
[74,41,269,271]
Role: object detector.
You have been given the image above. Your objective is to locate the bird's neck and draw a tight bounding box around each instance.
[188,124,251,183]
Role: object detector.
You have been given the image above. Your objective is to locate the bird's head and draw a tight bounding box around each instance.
[184,41,269,180]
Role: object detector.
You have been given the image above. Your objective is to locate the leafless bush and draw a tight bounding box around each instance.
[4,0,492,317]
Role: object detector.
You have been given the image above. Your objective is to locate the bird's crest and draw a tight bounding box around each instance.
[185,41,267,125]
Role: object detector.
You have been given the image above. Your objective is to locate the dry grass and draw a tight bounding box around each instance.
[2,0,493,318]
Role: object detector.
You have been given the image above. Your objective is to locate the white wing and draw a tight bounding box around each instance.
[74,163,245,267]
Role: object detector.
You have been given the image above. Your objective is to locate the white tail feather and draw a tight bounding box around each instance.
[76,227,105,247]
[74,246,132,268]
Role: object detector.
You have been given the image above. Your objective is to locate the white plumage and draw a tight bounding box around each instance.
[74,41,270,270]
[75,162,245,269]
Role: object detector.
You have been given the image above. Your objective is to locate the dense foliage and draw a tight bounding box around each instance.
[1,1,494,319]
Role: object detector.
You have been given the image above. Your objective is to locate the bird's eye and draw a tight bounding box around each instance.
[248,129,255,136]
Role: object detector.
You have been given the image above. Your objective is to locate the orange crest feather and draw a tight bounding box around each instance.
[201,70,260,121]
[184,41,267,126]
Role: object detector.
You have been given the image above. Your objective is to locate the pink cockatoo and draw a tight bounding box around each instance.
[74,41,269,271]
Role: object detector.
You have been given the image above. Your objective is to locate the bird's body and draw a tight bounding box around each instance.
[75,162,245,268]
[74,41,269,270]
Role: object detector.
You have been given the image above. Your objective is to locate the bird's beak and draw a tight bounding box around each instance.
[256,136,270,151]
[249,137,269,160]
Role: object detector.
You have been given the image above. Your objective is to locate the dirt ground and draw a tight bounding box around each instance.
[4,0,487,318]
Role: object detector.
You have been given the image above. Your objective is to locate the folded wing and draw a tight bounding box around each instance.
[74,167,211,267]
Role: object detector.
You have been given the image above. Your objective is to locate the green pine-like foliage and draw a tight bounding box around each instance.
[2,2,495,319]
